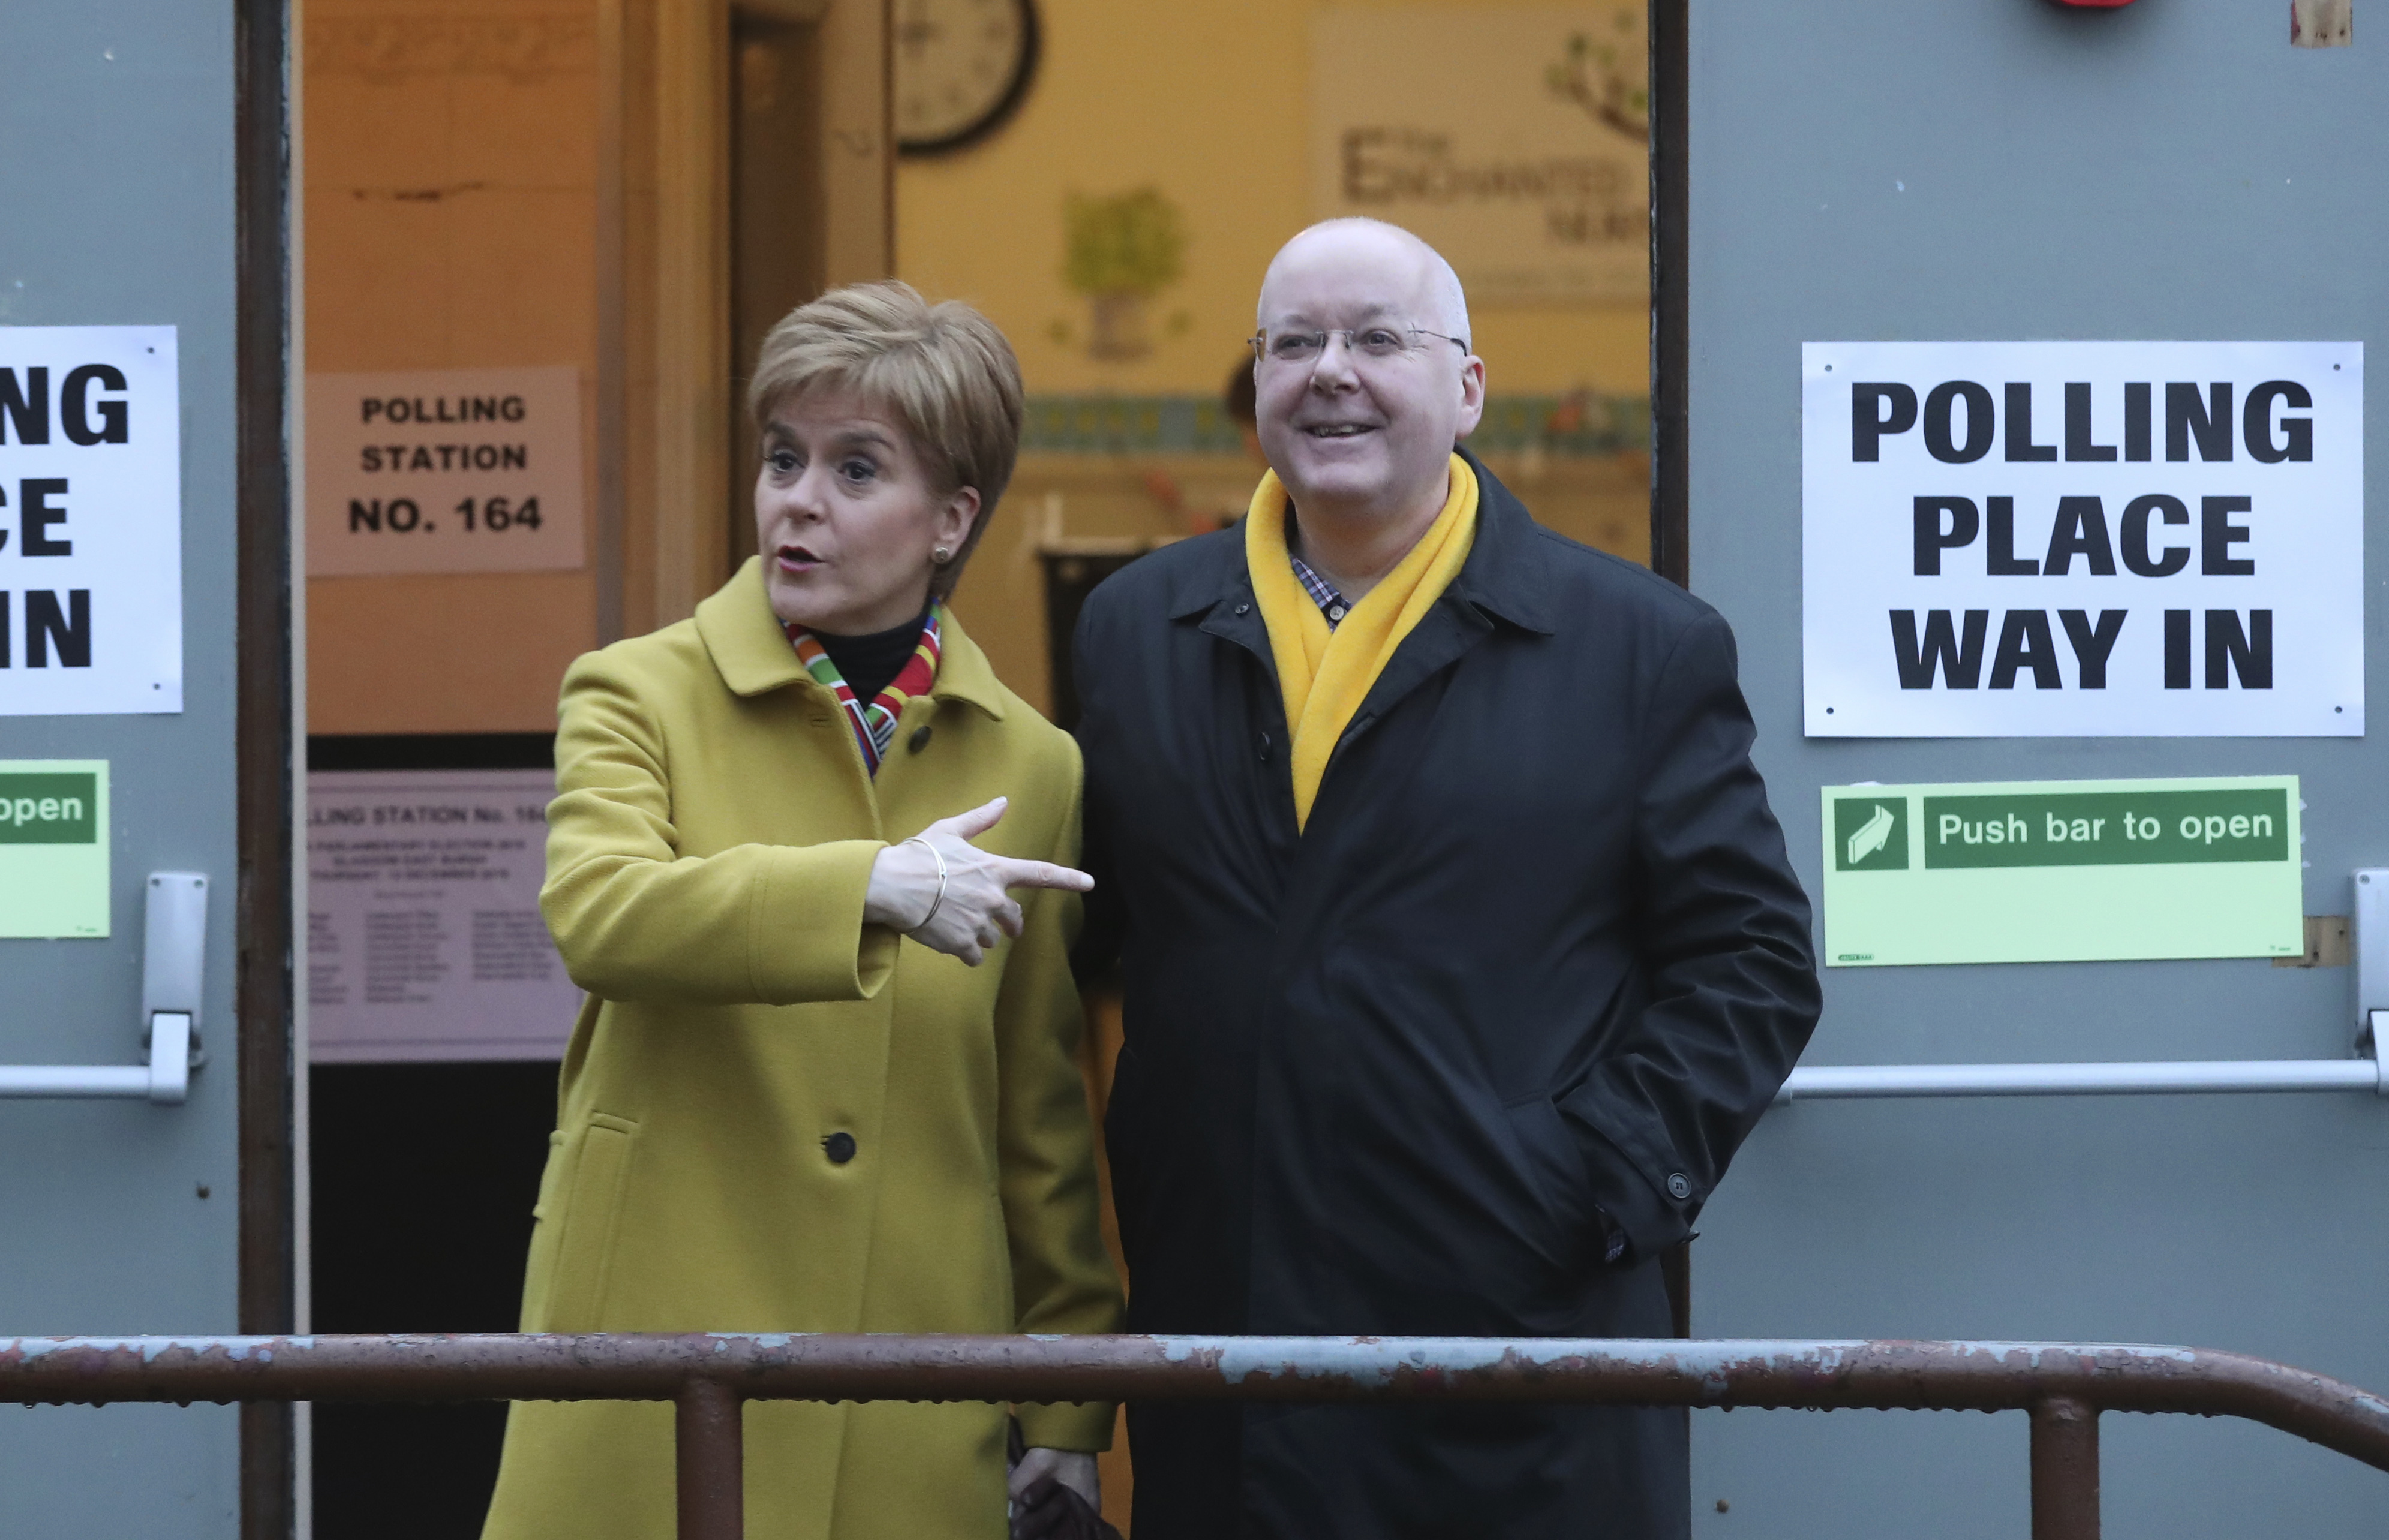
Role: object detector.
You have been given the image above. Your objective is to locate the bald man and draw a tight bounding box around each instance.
[1070,221,1819,1539]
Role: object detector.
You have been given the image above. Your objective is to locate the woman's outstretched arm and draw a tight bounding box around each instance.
[542,651,898,1006]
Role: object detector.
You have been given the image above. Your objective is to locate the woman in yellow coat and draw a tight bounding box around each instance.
[482,282,1122,1539]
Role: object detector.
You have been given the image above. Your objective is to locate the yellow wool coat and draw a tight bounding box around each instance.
[481,558,1122,1540]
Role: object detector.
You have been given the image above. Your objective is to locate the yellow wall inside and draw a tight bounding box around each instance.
[897,0,1652,714]
[300,0,1650,734]
[304,0,602,735]
[896,0,1650,399]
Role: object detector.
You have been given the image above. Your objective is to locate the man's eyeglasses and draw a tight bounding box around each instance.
[1249,326,1470,366]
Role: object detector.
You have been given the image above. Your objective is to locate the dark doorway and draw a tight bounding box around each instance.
[1038,548,1148,733]
[309,1061,556,1538]
[306,733,562,1538]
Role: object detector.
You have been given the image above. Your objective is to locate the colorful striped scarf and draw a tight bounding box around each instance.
[785,607,942,776]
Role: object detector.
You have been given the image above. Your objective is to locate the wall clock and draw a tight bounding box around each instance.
[896,0,1040,157]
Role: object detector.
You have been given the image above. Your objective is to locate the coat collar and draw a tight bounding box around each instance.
[1442,447,1558,636]
[696,557,1008,720]
[1170,446,1558,637]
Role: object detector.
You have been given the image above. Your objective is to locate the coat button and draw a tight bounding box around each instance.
[1257,730,1272,762]
[909,724,933,753]
[824,1132,857,1165]
[1234,603,1251,616]
[1667,1172,1692,1200]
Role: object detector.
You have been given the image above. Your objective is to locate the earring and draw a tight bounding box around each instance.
[932,546,952,565]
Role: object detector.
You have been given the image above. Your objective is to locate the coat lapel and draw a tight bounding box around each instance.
[1173,543,1282,699]
[1176,456,1562,832]
[697,557,813,697]
[1329,449,1558,760]
[924,609,1008,723]
[1171,546,1266,631]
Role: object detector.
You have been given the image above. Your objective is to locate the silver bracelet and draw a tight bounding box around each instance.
[901,835,949,933]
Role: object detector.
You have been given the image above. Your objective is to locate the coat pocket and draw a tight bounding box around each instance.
[531,1112,638,1331]
[1499,1093,1601,1271]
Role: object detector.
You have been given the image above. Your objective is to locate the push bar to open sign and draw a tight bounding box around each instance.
[1921,787,2290,869]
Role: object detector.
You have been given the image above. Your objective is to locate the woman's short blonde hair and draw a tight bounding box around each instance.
[748,281,1023,599]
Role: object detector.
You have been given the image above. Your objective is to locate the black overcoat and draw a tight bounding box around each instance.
[1071,452,1821,1539]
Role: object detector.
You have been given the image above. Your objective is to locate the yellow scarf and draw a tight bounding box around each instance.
[1245,452,1479,829]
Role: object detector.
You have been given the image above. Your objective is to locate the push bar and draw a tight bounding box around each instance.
[1777,1053,2383,1104]
[1781,872,2389,1105]
[0,874,204,1106]
[1780,1000,2389,1103]
[0,1012,190,1104]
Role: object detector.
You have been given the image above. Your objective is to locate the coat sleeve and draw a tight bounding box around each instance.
[1557,609,1822,1261]
[540,648,898,1005]
[996,747,1126,1452]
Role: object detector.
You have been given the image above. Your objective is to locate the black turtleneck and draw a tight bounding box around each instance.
[813,609,929,705]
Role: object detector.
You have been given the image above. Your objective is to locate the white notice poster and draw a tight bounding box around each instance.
[308,769,578,1062]
[0,326,182,715]
[305,365,585,576]
[1804,341,2363,737]
[1309,8,1648,305]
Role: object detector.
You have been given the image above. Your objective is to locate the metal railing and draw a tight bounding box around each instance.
[5,1333,2388,1540]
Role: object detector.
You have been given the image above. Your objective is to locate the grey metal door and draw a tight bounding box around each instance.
[0,2,290,1536]
[1677,3,2389,1535]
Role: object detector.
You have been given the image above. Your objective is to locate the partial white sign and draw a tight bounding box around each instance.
[306,365,585,576]
[0,326,182,715]
[1309,7,1647,305]
[1804,341,2363,738]
[308,769,577,1062]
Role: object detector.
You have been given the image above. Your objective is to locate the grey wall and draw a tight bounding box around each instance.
[0,1,244,1532]
[1686,2,2389,1535]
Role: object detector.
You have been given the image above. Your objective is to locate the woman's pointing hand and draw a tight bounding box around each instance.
[864,797,1095,966]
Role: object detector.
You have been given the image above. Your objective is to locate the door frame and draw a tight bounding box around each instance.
[599,0,894,641]
[1649,0,1689,591]
[245,2,894,1526]
[235,0,297,1534]
[1647,0,1694,1337]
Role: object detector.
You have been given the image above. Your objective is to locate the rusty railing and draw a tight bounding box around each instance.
[5,1333,2388,1539]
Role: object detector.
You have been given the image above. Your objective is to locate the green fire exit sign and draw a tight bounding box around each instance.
[1821,775,2301,967]
[0,761,109,938]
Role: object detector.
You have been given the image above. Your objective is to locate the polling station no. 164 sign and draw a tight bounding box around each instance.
[1803,341,2362,737]
[306,366,585,576]
[0,326,182,716]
